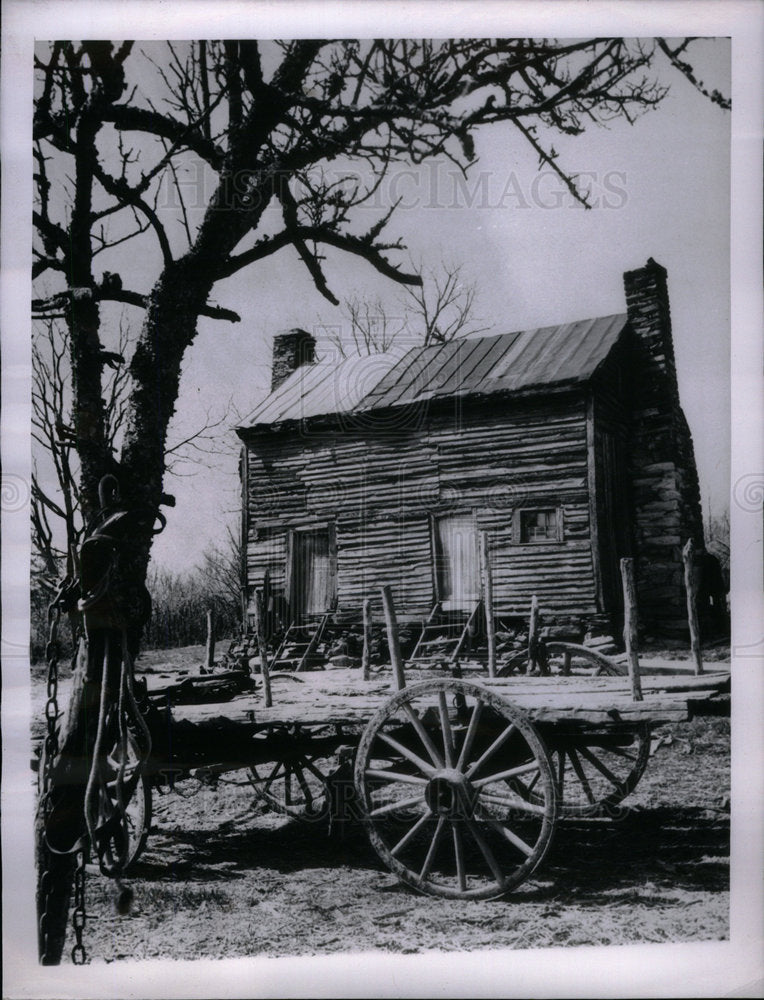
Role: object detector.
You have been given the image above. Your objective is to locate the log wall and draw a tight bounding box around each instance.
[242,391,601,624]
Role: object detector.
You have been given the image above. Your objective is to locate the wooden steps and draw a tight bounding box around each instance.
[269,613,332,672]
[408,601,483,666]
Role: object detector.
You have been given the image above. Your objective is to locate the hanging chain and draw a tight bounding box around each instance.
[41,580,69,811]
[39,581,66,964]
[38,577,90,965]
[71,849,87,965]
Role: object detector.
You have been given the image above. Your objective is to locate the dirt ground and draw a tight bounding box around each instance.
[33,643,730,963]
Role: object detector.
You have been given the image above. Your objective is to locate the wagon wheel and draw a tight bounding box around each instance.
[247,730,336,822]
[248,756,333,821]
[534,723,651,818]
[354,678,557,900]
[545,642,625,677]
[104,733,152,869]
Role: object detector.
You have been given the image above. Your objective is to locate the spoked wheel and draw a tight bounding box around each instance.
[545,642,625,677]
[540,723,651,818]
[354,679,557,900]
[248,745,335,822]
[104,734,152,869]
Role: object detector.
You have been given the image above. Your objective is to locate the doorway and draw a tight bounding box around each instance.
[288,525,337,618]
[433,514,480,610]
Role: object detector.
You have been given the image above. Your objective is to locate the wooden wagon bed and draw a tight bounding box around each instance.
[123,661,731,903]
[167,666,731,729]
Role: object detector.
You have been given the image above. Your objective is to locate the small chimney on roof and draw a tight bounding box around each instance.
[270,328,316,392]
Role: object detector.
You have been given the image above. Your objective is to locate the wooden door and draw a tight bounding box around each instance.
[288,526,336,618]
[595,427,630,612]
[434,514,479,610]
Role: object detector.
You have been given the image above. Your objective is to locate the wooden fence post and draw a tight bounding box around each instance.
[362,597,373,682]
[683,538,704,675]
[381,585,406,691]
[527,595,539,674]
[480,531,497,678]
[620,558,643,702]
[253,589,272,707]
[204,608,215,674]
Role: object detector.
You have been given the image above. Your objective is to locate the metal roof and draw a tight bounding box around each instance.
[240,348,407,427]
[239,314,627,429]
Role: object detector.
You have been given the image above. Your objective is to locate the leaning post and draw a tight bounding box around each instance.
[527,595,539,673]
[204,608,216,674]
[361,597,373,682]
[253,589,273,707]
[479,531,497,678]
[682,539,704,675]
[381,585,406,691]
[620,558,643,702]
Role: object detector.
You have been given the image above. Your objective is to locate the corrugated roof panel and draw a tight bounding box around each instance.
[416,339,477,398]
[361,314,626,408]
[424,335,502,397]
[366,340,454,407]
[239,314,628,428]
[455,331,523,388]
[497,326,557,389]
[241,350,404,426]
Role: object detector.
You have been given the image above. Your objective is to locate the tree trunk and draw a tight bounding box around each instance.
[68,113,113,524]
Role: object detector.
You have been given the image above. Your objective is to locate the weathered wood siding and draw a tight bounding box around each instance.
[242,391,599,622]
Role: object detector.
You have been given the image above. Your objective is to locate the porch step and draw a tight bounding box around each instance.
[269,612,333,672]
[408,600,483,666]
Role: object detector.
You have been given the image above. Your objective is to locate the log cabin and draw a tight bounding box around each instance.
[236,259,710,642]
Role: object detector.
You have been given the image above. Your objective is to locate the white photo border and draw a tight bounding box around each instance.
[2,2,762,997]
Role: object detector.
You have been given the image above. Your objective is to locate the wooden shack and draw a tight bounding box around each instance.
[237,259,707,638]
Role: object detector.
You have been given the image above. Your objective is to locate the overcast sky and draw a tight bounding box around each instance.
[137,38,731,573]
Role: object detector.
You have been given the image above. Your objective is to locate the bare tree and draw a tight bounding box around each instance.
[197,524,244,613]
[320,258,490,357]
[31,312,229,579]
[31,316,131,577]
[401,257,492,346]
[320,293,407,358]
[705,505,730,583]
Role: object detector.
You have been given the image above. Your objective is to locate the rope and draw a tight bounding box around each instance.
[84,628,152,877]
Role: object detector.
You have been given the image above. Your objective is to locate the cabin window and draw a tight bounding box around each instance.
[515,507,563,544]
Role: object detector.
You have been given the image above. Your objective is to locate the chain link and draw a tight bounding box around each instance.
[41,589,65,814]
[39,587,65,963]
[71,849,87,965]
[38,578,90,965]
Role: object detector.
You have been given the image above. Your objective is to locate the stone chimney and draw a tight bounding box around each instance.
[623,259,704,636]
[271,328,316,392]
[623,257,678,406]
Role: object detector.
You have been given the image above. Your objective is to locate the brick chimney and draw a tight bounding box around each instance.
[271,328,316,392]
[623,259,704,636]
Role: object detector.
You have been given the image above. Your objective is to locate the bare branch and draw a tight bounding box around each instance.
[400,258,492,346]
[657,38,731,110]
[32,287,241,323]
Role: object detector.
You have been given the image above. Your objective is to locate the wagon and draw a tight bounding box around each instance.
[131,648,730,901]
